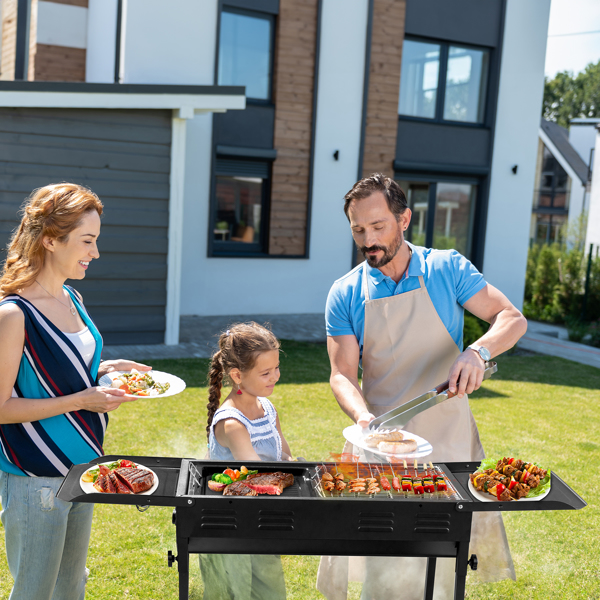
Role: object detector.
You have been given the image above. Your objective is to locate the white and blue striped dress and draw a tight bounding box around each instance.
[209,397,282,462]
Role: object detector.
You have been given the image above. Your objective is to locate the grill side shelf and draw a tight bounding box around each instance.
[56,456,196,507]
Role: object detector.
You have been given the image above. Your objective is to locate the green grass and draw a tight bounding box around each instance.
[1,344,599,599]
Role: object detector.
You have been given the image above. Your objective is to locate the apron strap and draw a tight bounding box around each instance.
[362,261,370,301]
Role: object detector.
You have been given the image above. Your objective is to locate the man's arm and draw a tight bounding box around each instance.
[327,335,374,427]
[448,283,527,397]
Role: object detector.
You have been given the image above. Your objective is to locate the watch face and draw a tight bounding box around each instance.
[479,347,491,361]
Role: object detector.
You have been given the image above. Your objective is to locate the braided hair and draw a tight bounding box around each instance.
[206,322,280,441]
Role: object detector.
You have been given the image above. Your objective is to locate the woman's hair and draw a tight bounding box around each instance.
[206,321,280,440]
[0,183,103,297]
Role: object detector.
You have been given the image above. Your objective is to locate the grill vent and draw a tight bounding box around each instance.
[258,509,295,531]
[357,511,394,533]
[201,508,238,530]
[414,512,450,534]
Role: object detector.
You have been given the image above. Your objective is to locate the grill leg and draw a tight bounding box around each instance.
[177,538,190,600]
[454,541,469,600]
[423,557,436,600]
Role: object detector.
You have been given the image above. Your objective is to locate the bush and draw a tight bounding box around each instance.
[553,248,584,320]
[565,315,588,343]
[463,312,488,348]
[527,245,560,321]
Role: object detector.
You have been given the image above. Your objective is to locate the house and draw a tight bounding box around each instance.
[0,0,551,345]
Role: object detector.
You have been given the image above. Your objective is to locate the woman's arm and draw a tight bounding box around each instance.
[0,304,139,424]
[216,418,262,461]
[275,413,293,460]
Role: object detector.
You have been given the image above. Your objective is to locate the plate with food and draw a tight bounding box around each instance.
[98,369,186,398]
[80,459,159,495]
[468,457,551,502]
[343,424,432,459]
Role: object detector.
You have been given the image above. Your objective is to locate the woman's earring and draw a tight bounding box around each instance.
[236,385,242,395]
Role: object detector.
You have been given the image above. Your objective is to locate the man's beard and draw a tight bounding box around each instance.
[360,227,403,268]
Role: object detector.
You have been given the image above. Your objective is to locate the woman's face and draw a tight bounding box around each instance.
[45,210,101,280]
[239,350,281,398]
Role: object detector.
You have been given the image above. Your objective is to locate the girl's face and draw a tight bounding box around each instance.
[239,350,280,397]
[44,210,101,280]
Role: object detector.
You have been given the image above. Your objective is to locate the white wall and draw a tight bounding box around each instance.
[586,129,600,251]
[179,0,369,316]
[483,0,551,310]
[569,121,599,164]
[86,0,117,83]
[37,0,87,49]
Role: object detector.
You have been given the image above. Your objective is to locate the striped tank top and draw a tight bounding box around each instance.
[0,286,106,477]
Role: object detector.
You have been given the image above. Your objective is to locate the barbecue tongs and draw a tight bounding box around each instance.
[368,361,498,431]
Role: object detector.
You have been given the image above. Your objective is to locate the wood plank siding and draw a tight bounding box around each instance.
[0,108,171,345]
[0,0,17,81]
[362,0,405,177]
[269,0,318,256]
[33,44,86,82]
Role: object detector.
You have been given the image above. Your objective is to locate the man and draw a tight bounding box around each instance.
[317,174,526,599]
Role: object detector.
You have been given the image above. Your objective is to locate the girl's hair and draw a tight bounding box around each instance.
[206,321,280,440]
[0,183,103,297]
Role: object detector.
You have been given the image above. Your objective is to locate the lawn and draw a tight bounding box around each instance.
[0,342,599,599]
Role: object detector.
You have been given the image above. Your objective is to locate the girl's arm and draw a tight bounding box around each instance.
[217,418,262,461]
[0,304,139,424]
[276,413,293,460]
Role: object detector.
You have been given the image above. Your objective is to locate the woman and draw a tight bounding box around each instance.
[0,183,150,600]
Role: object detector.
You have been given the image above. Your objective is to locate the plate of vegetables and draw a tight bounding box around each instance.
[99,369,186,398]
[207,466,259,493]
[468,457,551,502]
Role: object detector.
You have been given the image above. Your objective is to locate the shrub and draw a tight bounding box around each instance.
[527,245,560,321]
[565,315,588,343]
[553,248,584,320]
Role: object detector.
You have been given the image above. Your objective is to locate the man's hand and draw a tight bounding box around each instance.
[448,349,485,398]
[357,411,376,428]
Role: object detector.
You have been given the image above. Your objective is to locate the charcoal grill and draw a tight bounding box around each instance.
[57,456,586,600]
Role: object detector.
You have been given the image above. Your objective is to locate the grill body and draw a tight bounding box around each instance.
[57,456,586,600]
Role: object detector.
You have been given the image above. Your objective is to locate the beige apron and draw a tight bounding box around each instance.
[317,262,515,600]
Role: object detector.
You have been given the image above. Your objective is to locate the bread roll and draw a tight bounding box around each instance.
[378,439,418,455]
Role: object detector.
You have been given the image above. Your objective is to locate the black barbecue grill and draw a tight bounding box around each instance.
[57,456,586,600]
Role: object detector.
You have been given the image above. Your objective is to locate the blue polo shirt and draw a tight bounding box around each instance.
[326,242,487,357]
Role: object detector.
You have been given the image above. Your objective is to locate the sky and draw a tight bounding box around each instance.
[545,0,600,78]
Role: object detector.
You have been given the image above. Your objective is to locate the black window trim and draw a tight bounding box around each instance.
[398,35,493,129]
[215,2,276,104]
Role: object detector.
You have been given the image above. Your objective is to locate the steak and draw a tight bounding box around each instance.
[114,467,155,494]
[110,471,132,494]
[244,472,294,496]
[223,481,258,496]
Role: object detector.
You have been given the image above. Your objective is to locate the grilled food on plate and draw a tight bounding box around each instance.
[83,460,155,494]
[378,439,418,454]
[364,429,405,448]
[470,457,550,501]
[110,369,170,396]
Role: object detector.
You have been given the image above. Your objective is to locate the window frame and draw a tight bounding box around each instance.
[215,4,276,105]
[398,36,492,128]
[396,173,481,260]
[207,157,273,258]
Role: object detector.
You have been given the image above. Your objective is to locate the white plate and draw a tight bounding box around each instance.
[79,462,159,495]
[343,424,432,459]
[98,370,186,398]
[467,476,551,502]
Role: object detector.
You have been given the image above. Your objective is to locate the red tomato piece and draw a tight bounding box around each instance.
[223,468,237,480]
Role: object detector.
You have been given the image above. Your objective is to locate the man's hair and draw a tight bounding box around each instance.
[343,173,408,220]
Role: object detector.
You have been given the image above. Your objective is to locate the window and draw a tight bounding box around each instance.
[217,9,274,101]
[399,39,489,124]
[397,179,477,259]
[534,146,570,210]
[211,158,270,255]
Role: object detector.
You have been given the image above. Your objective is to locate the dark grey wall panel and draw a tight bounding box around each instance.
[395,120,491,170]
[405,0,503,47]
[213,104,275,149]
[0,107,171,345]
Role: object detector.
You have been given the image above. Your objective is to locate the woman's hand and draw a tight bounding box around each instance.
[72,386,140,413]
[98,359,152,378]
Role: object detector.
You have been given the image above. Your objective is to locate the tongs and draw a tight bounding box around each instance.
[368,361,498,431]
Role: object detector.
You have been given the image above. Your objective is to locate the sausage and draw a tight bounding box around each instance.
[379,476,391,491]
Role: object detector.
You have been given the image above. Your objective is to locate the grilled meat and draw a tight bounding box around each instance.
[109,471,131,494]
[244,472,294,495]
[223,481,258,496]
[114,468,155,494]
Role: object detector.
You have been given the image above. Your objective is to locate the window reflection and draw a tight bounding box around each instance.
[433,183,476,256]
[218,11,272,100]
[443,46,489,123]
[398,40,441,119]
[215,176,263,244]
[398,180,429,247]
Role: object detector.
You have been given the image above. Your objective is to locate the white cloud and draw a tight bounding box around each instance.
[545,0,600,78]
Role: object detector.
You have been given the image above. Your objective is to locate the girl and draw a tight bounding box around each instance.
[200,322,291,600]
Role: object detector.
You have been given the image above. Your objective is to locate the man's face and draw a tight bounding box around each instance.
[347,191,411,268]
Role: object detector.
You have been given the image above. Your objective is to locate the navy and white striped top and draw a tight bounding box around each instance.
[0,286,106,477]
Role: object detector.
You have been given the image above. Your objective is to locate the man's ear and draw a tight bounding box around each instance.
[400,207,412,231]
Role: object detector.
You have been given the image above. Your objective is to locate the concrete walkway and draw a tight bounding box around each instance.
[102,314,600,370]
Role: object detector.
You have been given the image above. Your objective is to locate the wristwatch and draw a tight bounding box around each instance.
[467,344,491,362]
